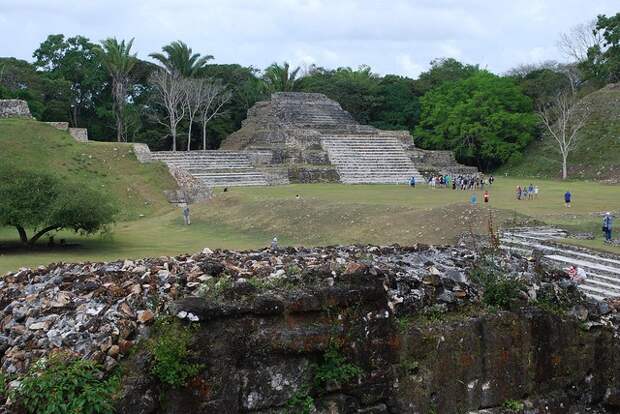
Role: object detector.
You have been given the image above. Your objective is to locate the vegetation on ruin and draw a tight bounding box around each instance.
[470,255,525,310]
[148,317,203,387]
[12,353,119,414]
[312,345,363,390]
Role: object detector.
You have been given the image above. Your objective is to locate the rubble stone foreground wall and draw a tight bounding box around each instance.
[2,244,620,412]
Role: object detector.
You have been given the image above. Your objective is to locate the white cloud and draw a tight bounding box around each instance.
[0,0,617,76]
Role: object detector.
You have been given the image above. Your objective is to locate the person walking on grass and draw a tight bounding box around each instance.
[564,190,572,208]
[528,184,534,200]
[516,185,522,200]
[182,205,191,225]
[603,212,613,242]
[483,190,489,203]
[534,185,539,199]
[409,176,416,187]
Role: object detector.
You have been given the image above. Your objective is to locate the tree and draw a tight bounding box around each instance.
[297,65,382,125]
[414,71,537,171]
[33,34,107,127]
[506,62,573,106]
[149,40,213,77]
[98,38,138,142]
[183,78,203,151]
[0,57,72,121]
[149,69,187,151]
[198,79,232,150]
[537,91,591,179]
[263,62,301,92]
[558,20,603,63]
[0,169,116,245]
[415,58,479,95]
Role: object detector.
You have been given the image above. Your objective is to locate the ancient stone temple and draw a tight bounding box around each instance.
[147,92,476,187]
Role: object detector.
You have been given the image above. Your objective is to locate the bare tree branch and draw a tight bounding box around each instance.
[557,20,603,63]
[537,90,591,179]
[149,69,187,151]
[199,79,232,150]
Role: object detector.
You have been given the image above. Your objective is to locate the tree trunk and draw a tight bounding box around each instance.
[116,113,123,142]
[28,225,60,246]
[71,105,79,127]
[202,120,207,150]
[187,120,192,151]
[15,226,28,244]
[562,153,568,180]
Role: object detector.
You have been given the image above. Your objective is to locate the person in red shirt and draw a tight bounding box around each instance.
[483,190,489,203]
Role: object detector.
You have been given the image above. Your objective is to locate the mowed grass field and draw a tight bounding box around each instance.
[1,178,618,273]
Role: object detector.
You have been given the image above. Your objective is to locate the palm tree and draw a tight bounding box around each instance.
[149,41,213,77]
[263,62,301,92]
[99,38,138,142]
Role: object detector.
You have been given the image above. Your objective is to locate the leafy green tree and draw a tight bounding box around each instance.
[98,37,138,142]
[297,65,382,124]
[415,58,479,95]
[149,40,212,77]
[263,61,301,92]
[582,13,620,84]
[508,66,572,106]
[33,34,107,127]
[0,57,72,121]
[372,75,420,131]
[414,71,537,171]
[0,168,116,245]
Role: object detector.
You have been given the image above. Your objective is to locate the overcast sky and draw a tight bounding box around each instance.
[0,0,617,77]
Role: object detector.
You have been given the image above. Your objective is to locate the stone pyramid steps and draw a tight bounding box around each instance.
[500,228,620,300]
[150,151,270,187]
[321,136,424,184]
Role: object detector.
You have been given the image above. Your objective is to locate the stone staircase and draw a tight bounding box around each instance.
[150,151,269,187]
[321,135,425,184]
[500,227,620,301]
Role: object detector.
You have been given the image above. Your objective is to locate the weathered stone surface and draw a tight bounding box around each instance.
[0,99,31,118]
[2,244,620,412]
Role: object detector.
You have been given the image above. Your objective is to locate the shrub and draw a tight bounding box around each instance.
[503,399,525,411]
[11,353,119,414]
[285,386,315,414]
[148,317,202,387]
[313,345,362,389]
[470,256,524,310]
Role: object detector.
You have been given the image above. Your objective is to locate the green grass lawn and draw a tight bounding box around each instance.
[0,119,176,220]
[1,177,618,272]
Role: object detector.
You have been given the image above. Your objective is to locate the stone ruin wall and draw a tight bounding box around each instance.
[0,99,32,118]
[0,100,89,142]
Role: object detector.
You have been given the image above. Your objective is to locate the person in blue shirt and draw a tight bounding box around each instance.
[603,212,613,242]
[564,191,572,208]
[409,176,416,187]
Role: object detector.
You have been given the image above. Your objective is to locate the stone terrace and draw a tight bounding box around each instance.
[501,227,620,301]
[149,151,271,187]
[322,135,424,184]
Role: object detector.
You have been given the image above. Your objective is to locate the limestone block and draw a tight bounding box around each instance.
[69,128,88,142]
[44,122,69,131]
[0,99,32,118]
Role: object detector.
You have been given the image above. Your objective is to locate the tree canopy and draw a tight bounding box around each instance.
[0,168,117,245]
[414,71,538,171]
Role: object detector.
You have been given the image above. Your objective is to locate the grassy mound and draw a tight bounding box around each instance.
[501,83,620,181]
[0,119,176,220]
